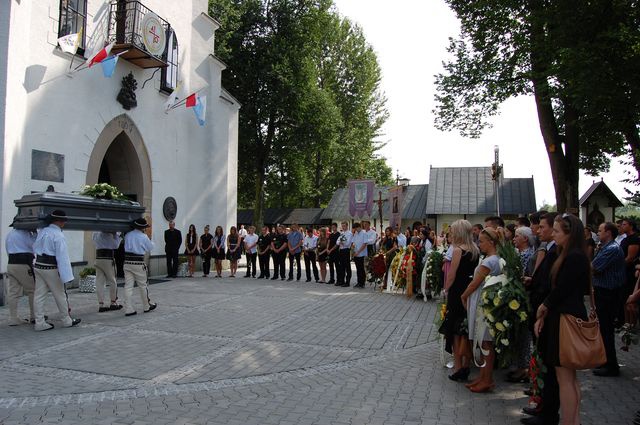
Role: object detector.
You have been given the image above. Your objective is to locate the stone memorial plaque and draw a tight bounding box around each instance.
[31,150,64,182]
[163,197,177,221]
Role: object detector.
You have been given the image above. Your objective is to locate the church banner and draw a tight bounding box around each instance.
[388,185,403,230]
[348,179,374,218]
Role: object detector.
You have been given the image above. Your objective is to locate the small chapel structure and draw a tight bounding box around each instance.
[579,180,624,228]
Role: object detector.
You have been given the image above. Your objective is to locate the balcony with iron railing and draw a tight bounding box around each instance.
[107,0,170,69]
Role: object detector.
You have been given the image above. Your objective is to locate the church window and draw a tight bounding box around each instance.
[58,0,87,54]
[161,30,179,93]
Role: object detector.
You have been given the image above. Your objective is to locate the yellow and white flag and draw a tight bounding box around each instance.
[57,26,83,55]
[164,81,183,113]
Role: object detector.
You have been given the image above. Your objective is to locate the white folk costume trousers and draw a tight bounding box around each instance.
[33,265,73,327]
[95,258,118,305]
[123,261,150,314]
[6,264,35,321]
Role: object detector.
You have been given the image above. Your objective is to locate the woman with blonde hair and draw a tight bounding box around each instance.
[441,220,480,382]
[461,226,505,392]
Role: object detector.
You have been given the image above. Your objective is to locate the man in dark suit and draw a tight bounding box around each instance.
[521,212,559,425]
[164,220,182,278]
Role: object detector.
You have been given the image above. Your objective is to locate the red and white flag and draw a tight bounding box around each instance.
[185,93,197,108]
[87,42,115,67]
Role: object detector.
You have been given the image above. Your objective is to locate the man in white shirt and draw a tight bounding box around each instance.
[363,221,378,282]
[93,231,122,312]
[33,210,81,331]
[5,222,37,326]
[303,227,319,282]
[238,224,248,255]
[396,226,407,248]
[351,222,368,288]
[336,221,353,287]
[123,218,156,317]
[243,226,259,278]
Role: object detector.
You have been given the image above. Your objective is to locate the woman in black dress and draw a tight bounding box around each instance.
[441,220,479,381]
[198,225,213,277]
[184,224,198,277]
[213,226,225,278]
[317,227,329,283]
[382,227,398,289]
[535,215,590,425]
[226,226,241,277]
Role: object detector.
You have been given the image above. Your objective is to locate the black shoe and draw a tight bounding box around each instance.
[520,416,557,425]
[592,367,620,377]
[271,277,278,280]
[287,278,293,281]
[522,406,541,417]
[305,279,311,282]
[125,312,137,317]
[523,389,533,397]
[416,293,424,299]
[448,367,470,382]
[109,304,123,311]
[70,318,81,327]
[328,279,335,284]
[165,275,172,278]
[244,274,251,278]
[144,303,157,313]
[340,283,350,287]
[334,282,343,286]
[98,306,110,313]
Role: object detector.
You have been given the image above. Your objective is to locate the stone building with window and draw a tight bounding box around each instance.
[0,0,239,276]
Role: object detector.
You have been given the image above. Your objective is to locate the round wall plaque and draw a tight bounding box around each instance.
[162,197,177,221]
[141,12,166,57]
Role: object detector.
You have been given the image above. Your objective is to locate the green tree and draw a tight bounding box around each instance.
[210,0,392,225]
[434,0,638,213]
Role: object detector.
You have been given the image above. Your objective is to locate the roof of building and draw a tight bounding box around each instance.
[579,180,624,207]
[425,167,536,215]
[237,208,325,226]
[320,184,429,220]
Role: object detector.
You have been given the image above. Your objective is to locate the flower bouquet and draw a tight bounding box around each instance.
[81,183,127,201]
[621,323,639,352]
[389,247,405,291]
[479,244,530,367]
[528,348,546,406]
[425,250,444,295]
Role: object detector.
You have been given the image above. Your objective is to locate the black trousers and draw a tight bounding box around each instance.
[304,251,319,281]
[354,256,365,286]
[166,251,179,277]
[540,361,560,424]
[272,252,286,279]
[595,286,621,370]
[202,252,212,276]
[328,253,338,282]
[288,252,301,280]
[245,252,257,277]
[258,253,270,278]
[337,249,351,284]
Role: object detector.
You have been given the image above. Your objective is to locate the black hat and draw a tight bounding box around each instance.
[132,218,150,228]
[48,210,68,222]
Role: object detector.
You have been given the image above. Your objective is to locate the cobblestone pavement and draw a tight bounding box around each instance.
[0,273,637,424]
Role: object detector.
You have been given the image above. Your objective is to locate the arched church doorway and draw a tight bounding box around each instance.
[84,114,152,271]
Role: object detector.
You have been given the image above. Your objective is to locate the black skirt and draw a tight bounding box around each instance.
[212,248,225,260]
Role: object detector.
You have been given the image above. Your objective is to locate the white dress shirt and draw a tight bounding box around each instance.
[397,233,407,248]
[303,235,318,250]
[243,233,259,254]
[352,230,368,257]
[5,229,36,254]
[124,229,154,255]
[338,231,353,250]
[34,224,74,283]
[92,232,122,250]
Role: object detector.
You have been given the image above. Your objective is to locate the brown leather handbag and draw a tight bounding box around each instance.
[558,288,606,370]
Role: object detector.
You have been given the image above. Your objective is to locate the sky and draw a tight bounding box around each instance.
[332,0,636,207]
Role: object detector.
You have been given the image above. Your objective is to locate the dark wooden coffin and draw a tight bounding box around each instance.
[13,192,145,232]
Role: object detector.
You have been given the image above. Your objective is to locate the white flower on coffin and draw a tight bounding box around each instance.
[502,320,510,328]
[501,339,510,346]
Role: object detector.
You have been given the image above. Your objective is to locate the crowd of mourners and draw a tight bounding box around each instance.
[6,210,639,425]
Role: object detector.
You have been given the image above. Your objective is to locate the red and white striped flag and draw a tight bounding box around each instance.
[87,42,115,67]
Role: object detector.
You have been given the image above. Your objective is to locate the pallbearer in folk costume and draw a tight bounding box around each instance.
[92,231,123,313]
[33,210,82,331]
[123,218,157,316]
[5,220,37,326]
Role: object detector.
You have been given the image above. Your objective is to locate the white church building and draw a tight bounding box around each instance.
[0,0,239,277]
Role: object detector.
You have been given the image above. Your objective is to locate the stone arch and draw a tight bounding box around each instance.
[86,114,152,210]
